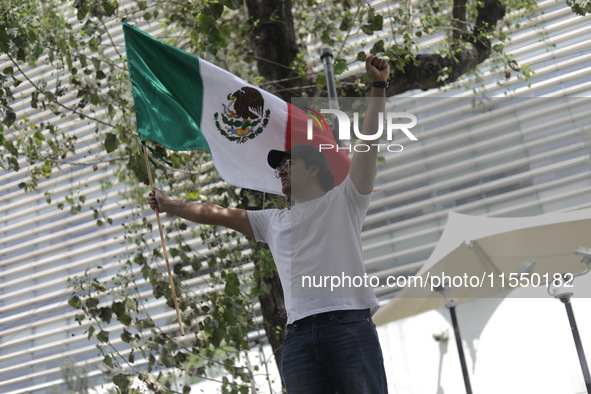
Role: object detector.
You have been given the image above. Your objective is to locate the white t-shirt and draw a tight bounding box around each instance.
[247,176,379,324]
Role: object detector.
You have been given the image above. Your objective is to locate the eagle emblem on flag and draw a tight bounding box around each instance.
[214,86,271,143]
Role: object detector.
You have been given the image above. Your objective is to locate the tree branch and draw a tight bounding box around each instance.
[452,0,468,41]
[340,0,507,97]
[7,53,114,127]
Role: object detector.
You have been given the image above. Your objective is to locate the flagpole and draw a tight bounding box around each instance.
[142,145,185,336]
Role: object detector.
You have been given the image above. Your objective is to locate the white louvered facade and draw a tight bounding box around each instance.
[1,1,591,393]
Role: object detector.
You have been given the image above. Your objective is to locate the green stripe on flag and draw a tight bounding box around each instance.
[123,22,210,152]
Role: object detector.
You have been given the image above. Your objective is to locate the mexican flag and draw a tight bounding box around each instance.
[123,22,350,195]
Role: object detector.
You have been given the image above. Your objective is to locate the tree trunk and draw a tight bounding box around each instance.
[244,0,305,101]
[239,188,288,384]
[255,254,287,383]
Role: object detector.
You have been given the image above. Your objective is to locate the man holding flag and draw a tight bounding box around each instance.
[125,13,389,393]
[147,54,390,393]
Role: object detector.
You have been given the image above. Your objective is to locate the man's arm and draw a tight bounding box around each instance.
[349,55,390,195]
[148,189,255,238]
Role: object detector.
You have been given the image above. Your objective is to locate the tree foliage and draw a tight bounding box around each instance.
[0,0,553,392]
[567,0,591,16]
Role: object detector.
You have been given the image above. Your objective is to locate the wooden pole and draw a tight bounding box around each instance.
[142,145,185,335]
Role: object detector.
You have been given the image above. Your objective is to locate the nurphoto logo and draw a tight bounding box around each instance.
[306,108,419,152]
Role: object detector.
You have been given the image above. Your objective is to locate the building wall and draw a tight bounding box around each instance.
[369,2,591,392]
[1,0,590,393]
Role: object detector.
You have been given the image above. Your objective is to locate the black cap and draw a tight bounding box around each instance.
[267,144,335,191]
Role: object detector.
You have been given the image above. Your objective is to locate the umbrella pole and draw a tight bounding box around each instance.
[446,300,473,394]
[559,295,591,393]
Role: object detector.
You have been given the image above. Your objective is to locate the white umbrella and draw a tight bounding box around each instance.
[375,207,591,323]
[373,207,591,393]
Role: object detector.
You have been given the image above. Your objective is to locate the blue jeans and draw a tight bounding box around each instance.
[281,309,388,394]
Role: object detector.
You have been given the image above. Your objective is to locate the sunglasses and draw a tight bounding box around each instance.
[274,159,292,178]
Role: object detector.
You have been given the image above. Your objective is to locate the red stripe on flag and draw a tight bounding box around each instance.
[287,104,350,186]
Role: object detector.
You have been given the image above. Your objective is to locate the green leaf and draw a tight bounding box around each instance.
[103,355,114,368]
[371,14,383,31]
[198,14,216,34]
[211,325,224,347]
[68,296,82,309]
[139,317,155,330]
[33,130,45,143]
[370,40,385,54]
[333,58,348,75]
[133,253,147,265]
[92,279,107,291]
[186,190,200,199]
[97,330,109,343]
[141,264,151,279]
[77,4,89,20]
[360,24,374,35]
[339,16,352,31]
[120,313,132,326]
[112,301,125,316]
[104,133,117,153]
[42,162,52,177]
[125,298,135,312]
[113,374,132,391]
[203,21,226,46]
[103,1,118,16]
[3,111,16,127]
[99,307,112,323]
[88,37,99,52]
[316,73,326,87]
[128,155,149,185]
[356,51,367,62]
[85,297,99,309]
[208,3,225,19]
[4,140,18,155]
[44,91,55,101]
[224,271,240,296]
[113,301,132,326]
[13,35,27,49]
[0,32,8,53]
[121,329,133,343]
